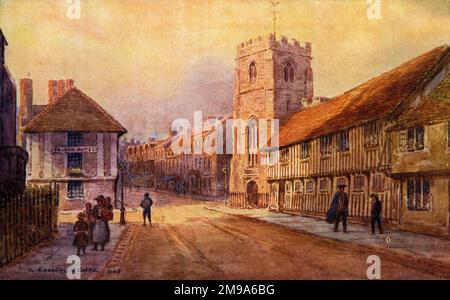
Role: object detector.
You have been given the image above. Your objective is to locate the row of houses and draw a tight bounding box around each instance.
[260,44,450,236]
[126,116,231,198]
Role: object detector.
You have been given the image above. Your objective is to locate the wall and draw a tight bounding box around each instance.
[391,122,450,174]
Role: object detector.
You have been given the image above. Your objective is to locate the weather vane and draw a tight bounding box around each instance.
[269,0,280,38]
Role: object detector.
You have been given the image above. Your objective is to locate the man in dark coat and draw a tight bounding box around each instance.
[140,192,154,226]
[333,184,349,233]
[370,194,383,234]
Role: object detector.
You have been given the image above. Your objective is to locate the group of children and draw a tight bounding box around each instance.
[73,195,114,255]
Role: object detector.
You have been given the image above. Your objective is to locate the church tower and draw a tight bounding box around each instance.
[229,33,314,199]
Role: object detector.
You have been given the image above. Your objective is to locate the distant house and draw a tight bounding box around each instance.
[20,81,127,210]
[0,28,28,194]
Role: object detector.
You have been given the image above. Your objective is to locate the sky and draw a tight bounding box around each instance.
[0,0,449,140]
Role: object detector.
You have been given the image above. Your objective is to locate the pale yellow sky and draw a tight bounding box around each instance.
[0,0,449,139]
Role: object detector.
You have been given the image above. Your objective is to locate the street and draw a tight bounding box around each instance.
[99,190,440,280]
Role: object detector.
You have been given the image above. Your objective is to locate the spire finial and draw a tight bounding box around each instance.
[269,0,280,39]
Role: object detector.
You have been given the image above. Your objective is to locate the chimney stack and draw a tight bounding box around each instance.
[19,79,33,148]
[65,79,75,90]
[48,80,57,104]
[57,79,65,97]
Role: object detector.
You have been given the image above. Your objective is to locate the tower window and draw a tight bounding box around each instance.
[249,61,257,82]
[284,62,294,82]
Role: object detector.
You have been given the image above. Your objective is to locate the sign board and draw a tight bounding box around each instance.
[53,146,98,153]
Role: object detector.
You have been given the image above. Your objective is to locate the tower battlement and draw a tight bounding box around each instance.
[237,33,311,58]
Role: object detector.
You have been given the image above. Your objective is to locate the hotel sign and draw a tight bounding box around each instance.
[53,146,98,153]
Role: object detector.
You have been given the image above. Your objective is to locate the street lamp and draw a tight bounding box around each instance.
[118,160,127,225]
[222,165,229,206]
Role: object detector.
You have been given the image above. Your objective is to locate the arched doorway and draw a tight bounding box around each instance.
[246,181,259,206]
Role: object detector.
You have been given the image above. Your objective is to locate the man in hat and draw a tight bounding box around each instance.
[140,192,153,226]
[370,194,383,234]
[332,184,349,233]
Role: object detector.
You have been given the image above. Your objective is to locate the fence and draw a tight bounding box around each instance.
[228,192,276,209]
[0,183,59,267]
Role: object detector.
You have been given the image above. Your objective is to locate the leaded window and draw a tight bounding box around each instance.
[337,130,349,152]
[68,181,84,199]
[407,177,431,210]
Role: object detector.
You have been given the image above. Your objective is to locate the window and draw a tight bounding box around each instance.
[280,148,289,163]
[400,126,425,152]
[247,118,258,166]
[270,183,278,195]
[363,121,379,147]
[305,180,315,193]
[337,130,349,152]
[320,135,332,156]
[68,181,84,199]
[284,62,294,82]
[67,132,83,146]
[319,179,329,193]
[407,177,431,210]
[285,181,292,193]
[301,142,309,159]
[372,174,385,192]
[68,153,82,169]
[294,180,303,193]
[249,61,257,82]
[352,175,365,192]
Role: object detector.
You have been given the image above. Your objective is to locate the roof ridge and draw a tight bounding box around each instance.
[23,87,127,134]
[73,87,127,132]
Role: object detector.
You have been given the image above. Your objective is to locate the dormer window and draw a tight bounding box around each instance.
[284,62,294,82]
[249,61,257,82]
[399,126,425,152]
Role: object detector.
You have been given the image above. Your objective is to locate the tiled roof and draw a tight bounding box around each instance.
[23,87,127,134]
[389,73,450,130]
[279,45,450,147]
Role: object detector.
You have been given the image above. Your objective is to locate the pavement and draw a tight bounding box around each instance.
[0,222,126,280]
[207,205,450,277]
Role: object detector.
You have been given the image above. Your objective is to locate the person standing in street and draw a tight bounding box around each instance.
[104,197,114,242]
[370,194,383,234]
[92,195,108,251]
[140,192,154,226]
[332,184,349,233]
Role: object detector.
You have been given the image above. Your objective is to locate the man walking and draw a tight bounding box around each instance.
[140,192,154,226]
[370,194,383,234]
[332,184,349,233]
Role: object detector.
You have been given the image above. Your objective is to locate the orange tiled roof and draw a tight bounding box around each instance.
[23,87,127,134]
[279,45,449,147]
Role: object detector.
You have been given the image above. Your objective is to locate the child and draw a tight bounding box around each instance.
[73,212,89,255]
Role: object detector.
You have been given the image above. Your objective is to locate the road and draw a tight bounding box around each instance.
[102,189,439,280]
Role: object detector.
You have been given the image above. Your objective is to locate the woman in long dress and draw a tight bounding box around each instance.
[91,196,108,251]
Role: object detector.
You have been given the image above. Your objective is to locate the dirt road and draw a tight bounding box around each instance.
[101,191,439,279]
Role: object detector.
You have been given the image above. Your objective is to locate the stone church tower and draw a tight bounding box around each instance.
[229,33,314,201]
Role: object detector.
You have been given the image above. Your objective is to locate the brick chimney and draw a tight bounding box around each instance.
[48,80,57,104]
[65,79,75,90]
[19,79,33,148]
[57,80,65,97]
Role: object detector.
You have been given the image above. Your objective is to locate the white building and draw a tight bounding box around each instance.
[21,82,126,210]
